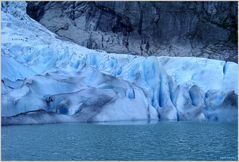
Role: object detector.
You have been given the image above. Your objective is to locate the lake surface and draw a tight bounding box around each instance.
[2,121,238,160]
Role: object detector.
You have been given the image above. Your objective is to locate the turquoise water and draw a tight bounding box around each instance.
[2,121,238,160]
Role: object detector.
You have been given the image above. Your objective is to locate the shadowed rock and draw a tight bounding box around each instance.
[27,1,238,62]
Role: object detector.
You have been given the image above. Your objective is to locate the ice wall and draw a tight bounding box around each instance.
[1,2,238,125]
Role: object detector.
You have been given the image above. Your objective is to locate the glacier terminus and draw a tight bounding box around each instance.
[1,2,238,125]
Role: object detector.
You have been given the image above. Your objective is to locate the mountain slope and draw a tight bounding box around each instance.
[27,1,238,62]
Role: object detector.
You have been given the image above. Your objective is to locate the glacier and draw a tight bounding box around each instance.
[1,2,238,125]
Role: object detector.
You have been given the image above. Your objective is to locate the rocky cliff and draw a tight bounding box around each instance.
[26,1,237,62]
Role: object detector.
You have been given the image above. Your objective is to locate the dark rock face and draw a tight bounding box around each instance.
[27,1,238,62]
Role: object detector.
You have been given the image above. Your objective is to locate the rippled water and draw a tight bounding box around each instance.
[2,121,238,160]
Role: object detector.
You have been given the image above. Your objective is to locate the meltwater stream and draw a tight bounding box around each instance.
[2,121,238,160]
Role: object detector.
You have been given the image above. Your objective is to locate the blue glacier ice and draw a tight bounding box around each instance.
[1,2,238,125]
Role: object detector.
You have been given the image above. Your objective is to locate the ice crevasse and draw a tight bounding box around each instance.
[1,2,238,125]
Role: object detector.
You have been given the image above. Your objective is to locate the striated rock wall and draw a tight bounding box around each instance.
[26,1,238,62]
